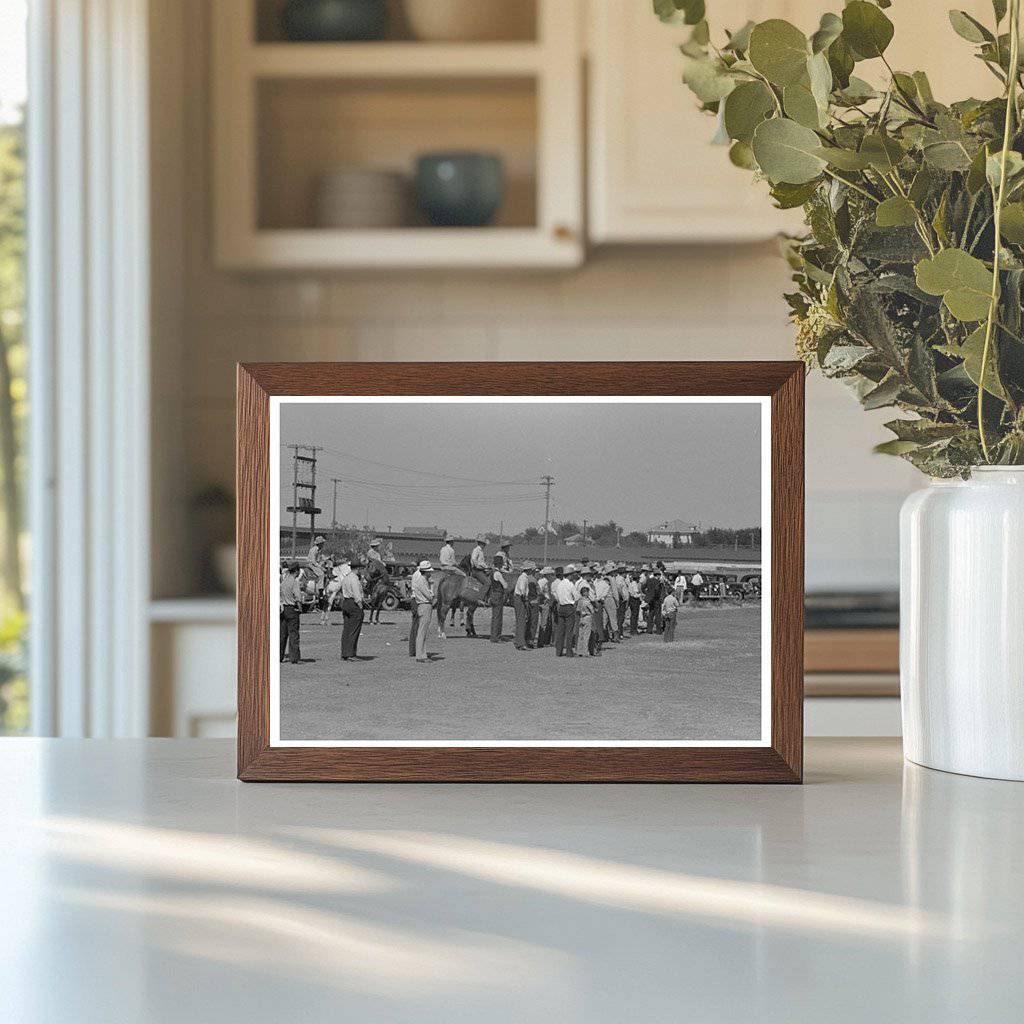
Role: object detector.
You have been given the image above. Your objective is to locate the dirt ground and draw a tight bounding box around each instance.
[278,601,763,743]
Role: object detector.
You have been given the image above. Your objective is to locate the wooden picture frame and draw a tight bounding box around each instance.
[237,362,804,782]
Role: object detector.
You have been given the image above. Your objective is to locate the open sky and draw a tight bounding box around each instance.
[278,399,762,535]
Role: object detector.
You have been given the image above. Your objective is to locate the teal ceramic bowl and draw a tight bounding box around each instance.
[280,0,388,42]
[415,152,505,228]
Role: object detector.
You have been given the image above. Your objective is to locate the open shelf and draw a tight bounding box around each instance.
[213,0,582,268]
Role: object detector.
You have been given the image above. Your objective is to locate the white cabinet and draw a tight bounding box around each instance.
[588,1,813,243]
[587,0,998,244]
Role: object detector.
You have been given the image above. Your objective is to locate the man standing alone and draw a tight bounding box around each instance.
[408,559,435,663]
[280,563,302,663]
[339,559,365,661]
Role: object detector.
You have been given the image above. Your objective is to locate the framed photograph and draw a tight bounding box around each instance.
[237,362,803,782]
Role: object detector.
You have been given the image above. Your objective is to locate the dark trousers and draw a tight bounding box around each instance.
[663,612,677,642]
[280,606,300,663]
[490,601,504,642]
[341,598,363,659]
[513,594,529,648]
[628,597,641,635]
[554,604,576,656]
[647,600,663,634]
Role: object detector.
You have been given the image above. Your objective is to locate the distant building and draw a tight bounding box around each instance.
[402,526,445,537]
[646,519,697,547]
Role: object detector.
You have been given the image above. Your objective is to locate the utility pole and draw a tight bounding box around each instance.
[541,475,554,566]
[285,445,323,556]
[331,478,342,529]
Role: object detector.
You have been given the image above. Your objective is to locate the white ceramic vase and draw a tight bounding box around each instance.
[900,467,1024,780]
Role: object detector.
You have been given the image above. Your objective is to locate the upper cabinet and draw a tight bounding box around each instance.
[587,0,815,244]
[211,0,584,269]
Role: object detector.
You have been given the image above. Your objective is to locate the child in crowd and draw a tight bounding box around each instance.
[575,585,597,657]
[661,590,679,642]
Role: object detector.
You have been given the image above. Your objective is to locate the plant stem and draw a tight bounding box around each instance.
[979,0,1021,463]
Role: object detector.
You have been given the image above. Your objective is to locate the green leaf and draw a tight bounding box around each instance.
[752,117,827,184]
[875,196,918,228]
[723,81,775,143]
[748,19,810,87]
[948,10,993,44]
[874,439,922,455]
[724,20,755,53]
[827,35,855,89]
[915,249,994,321]
[770,179,820,209]
[681,55,737,103]
[807,51,833,110]
[810,12,843,54]
[814,146,872,170]
[654,0,705,25]
[842,1,894,60]
[923,141,973,171]
[783,83,822,129]
[958,325,1007,398]
[728,140,758,170]
[860,133,905,173]
[1000,202,1024,242]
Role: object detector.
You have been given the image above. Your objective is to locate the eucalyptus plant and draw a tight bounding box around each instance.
[659,0,1024,475]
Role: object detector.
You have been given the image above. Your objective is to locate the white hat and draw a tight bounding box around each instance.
[418,559,433,571]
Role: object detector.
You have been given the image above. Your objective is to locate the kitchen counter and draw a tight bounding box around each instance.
[2,738,1021,1023]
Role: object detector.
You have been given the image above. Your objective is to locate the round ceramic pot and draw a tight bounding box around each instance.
[404,0,534,42]
[280,0,388,42]
[900,467,1024,780]
[415,152,504,227]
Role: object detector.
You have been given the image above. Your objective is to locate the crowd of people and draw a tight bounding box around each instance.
[280,533,715,666]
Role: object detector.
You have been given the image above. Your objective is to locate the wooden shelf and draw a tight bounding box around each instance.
[212,0,583,269]
[249,42,545,79]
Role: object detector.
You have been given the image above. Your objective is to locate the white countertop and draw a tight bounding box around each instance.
[1,738,1021,1023]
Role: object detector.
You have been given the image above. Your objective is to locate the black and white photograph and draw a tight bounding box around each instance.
[270,396,770,746]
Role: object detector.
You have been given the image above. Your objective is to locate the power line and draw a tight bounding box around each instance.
[281,441,537,486]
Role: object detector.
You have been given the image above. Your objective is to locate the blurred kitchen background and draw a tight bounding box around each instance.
[3,0,997,740]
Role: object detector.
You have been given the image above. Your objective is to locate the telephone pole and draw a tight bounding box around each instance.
[541,475,554,566]
[285,444,323,556]
[331,478,342,529]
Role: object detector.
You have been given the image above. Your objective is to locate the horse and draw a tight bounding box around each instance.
[432,569,492,640]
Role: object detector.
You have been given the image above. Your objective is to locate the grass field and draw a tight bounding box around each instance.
[279,602,763,743]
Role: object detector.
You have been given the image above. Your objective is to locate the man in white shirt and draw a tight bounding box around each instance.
[339,560,364,661]
[438,533,457,571]
[513,561,536,650]
[469,534,490,587]
[408,559,435,663]
[554,565,580,657]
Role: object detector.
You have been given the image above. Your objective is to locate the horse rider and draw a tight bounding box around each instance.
[468,534,490,588]
[307,534,327,594]
[496,541,513,573]
[439,532,459,573]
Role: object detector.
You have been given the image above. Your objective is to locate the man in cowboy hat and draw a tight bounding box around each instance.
[339,557,364,661]
[553,564,579,657]
[489,554,507,644]
[513,561,537,650]
[496,540,514,573]
[467,534,490,588]
[438,532,458,571]
[408,559,435,663]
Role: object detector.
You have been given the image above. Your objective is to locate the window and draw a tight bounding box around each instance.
[0,0,28,734]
